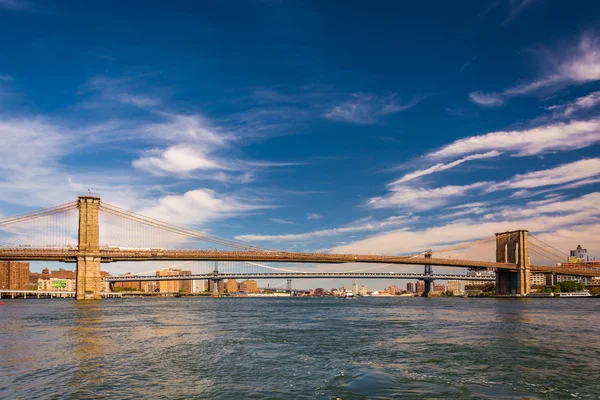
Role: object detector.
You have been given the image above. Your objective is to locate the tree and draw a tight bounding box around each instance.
[556,280,584,293]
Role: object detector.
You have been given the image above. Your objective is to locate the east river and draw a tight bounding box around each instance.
[1,297,599,399]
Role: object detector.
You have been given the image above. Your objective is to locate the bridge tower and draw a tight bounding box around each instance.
[495,230,530,296]
[421,251,433,297]
[76,196,102,300]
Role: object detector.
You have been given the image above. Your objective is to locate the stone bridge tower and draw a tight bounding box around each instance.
[76,196,102,300]
[495,230,530,296]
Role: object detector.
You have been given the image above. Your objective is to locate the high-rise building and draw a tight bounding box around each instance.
[240,280,258,293]
[406,282,415,293]
[157,268,181,293]
[447,280,462,294]
[359,284,367,296]
[0,261,30,290]
[180,270,192,293]
[191,279,207,293]
[416,280,425,294]
[352,281,359,294]
[569,245,596,262]
[226,279,238,293]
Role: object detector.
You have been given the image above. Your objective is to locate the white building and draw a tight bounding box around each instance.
[530,273,547,286]
[38,278,76,292]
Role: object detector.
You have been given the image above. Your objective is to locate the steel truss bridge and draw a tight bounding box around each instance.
[0,196,598,299]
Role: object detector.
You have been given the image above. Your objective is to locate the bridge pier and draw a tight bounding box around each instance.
[495,230,530,296]
[76,196,102,300]
[421,252,433,297]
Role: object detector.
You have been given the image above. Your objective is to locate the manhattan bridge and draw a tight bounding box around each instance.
[0,196,598,300]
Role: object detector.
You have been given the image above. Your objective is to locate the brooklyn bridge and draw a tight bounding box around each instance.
[0,196,598,300]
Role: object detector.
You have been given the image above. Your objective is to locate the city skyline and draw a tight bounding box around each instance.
[0,0,599,287]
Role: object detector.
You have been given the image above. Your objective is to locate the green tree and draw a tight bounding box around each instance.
[556,280,584,293]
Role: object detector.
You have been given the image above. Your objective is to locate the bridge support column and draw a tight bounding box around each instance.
[211,279,220,297]
[495,230,530,296]
[421,252,433,297]
[76,196,102,300]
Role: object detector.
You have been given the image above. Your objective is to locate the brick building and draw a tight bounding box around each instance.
[0,261,30,290]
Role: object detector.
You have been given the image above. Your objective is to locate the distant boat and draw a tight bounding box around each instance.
[344,291,354,299]
[554,291,591,298]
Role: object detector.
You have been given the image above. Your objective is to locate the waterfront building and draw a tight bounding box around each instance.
[226,279,239,293]
[406,282,415,293]
[314,288,325,296]
[191,279,207,293]
[530,273,547,287]
[50,268,76,279]
[416,280,425,294]
[158,268,181,293]
[180,270,192,293]
[433,283,446,294]
[352,281,359,295]
[569,245,597,262]
[240,280,258,293]
[556,275,589,285]
[0,261,30,290]
[464,270,495,288]
[447,280,462,294]
[37,278,76,292]
[359,284,367,296]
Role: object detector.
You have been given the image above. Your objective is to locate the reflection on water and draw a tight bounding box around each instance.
[1,297,599,399]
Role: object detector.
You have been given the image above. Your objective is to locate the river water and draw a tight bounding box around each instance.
[1,297,599,399]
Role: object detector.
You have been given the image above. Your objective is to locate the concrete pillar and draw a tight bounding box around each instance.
[76,196,102,300]
[495,230,530,296]
[421,279,432,297]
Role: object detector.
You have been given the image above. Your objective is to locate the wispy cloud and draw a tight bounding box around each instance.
[307,213,322,220]
[503,0,541,24]
[429,118,600,158]
[389,151,501,185]
[0,74,13,81]
[236,215,414,243]
[324,93,427,125]
[269,218,294,225]
[460,56,477,72]
[470,34,600,106]
[366,182,489,212]
[545,90,600,118]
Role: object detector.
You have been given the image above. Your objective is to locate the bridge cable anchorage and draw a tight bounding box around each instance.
[99,202,274,252]
[528,235,569,260]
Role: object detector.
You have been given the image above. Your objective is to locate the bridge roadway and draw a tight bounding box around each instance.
[104,272,496,282]
[1,247,599,277]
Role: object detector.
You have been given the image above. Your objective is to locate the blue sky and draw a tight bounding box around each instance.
[1,0,600,282]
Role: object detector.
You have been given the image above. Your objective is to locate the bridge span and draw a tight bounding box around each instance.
[104,272,497,282]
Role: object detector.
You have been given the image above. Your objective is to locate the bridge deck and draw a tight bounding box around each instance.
[1,248,599,277]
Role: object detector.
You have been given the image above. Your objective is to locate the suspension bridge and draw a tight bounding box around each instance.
[1,196,598,299]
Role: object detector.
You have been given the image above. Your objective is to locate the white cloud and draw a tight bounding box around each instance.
[133,144,227,175]
[324,93,426,124]
[0,74,13,81]
[545,90,600,118]
[139,189,272,227]
[269,218,294,225]
[490,158,600,191]
[366,182,489,211]
[332,193,600,259]
[235,216,414,243]
[470,34,600,106]
[469,91,505,107]
[307,213,322,220]
[429,118,600,158]
[390,151,501,185]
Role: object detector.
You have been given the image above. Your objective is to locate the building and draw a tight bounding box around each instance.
[191,279,207,293]
[180,270,192,293]
[433,283,446,294]
[569,245,597,262]
[530,273,547,287]
[226,279,239,293]
[238,280,258,293]
[50,268,76,279]
[359,284,367,296]
[38,278,76,292]
[447,280,462,294]
[416,280,425,294]
[157,268,181,293]
[464,270,495,288]
[314,288,325,296]
[352,281,359,295]
[0,261,30,290]
[406,282,415,293]
[208,279,226,294]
